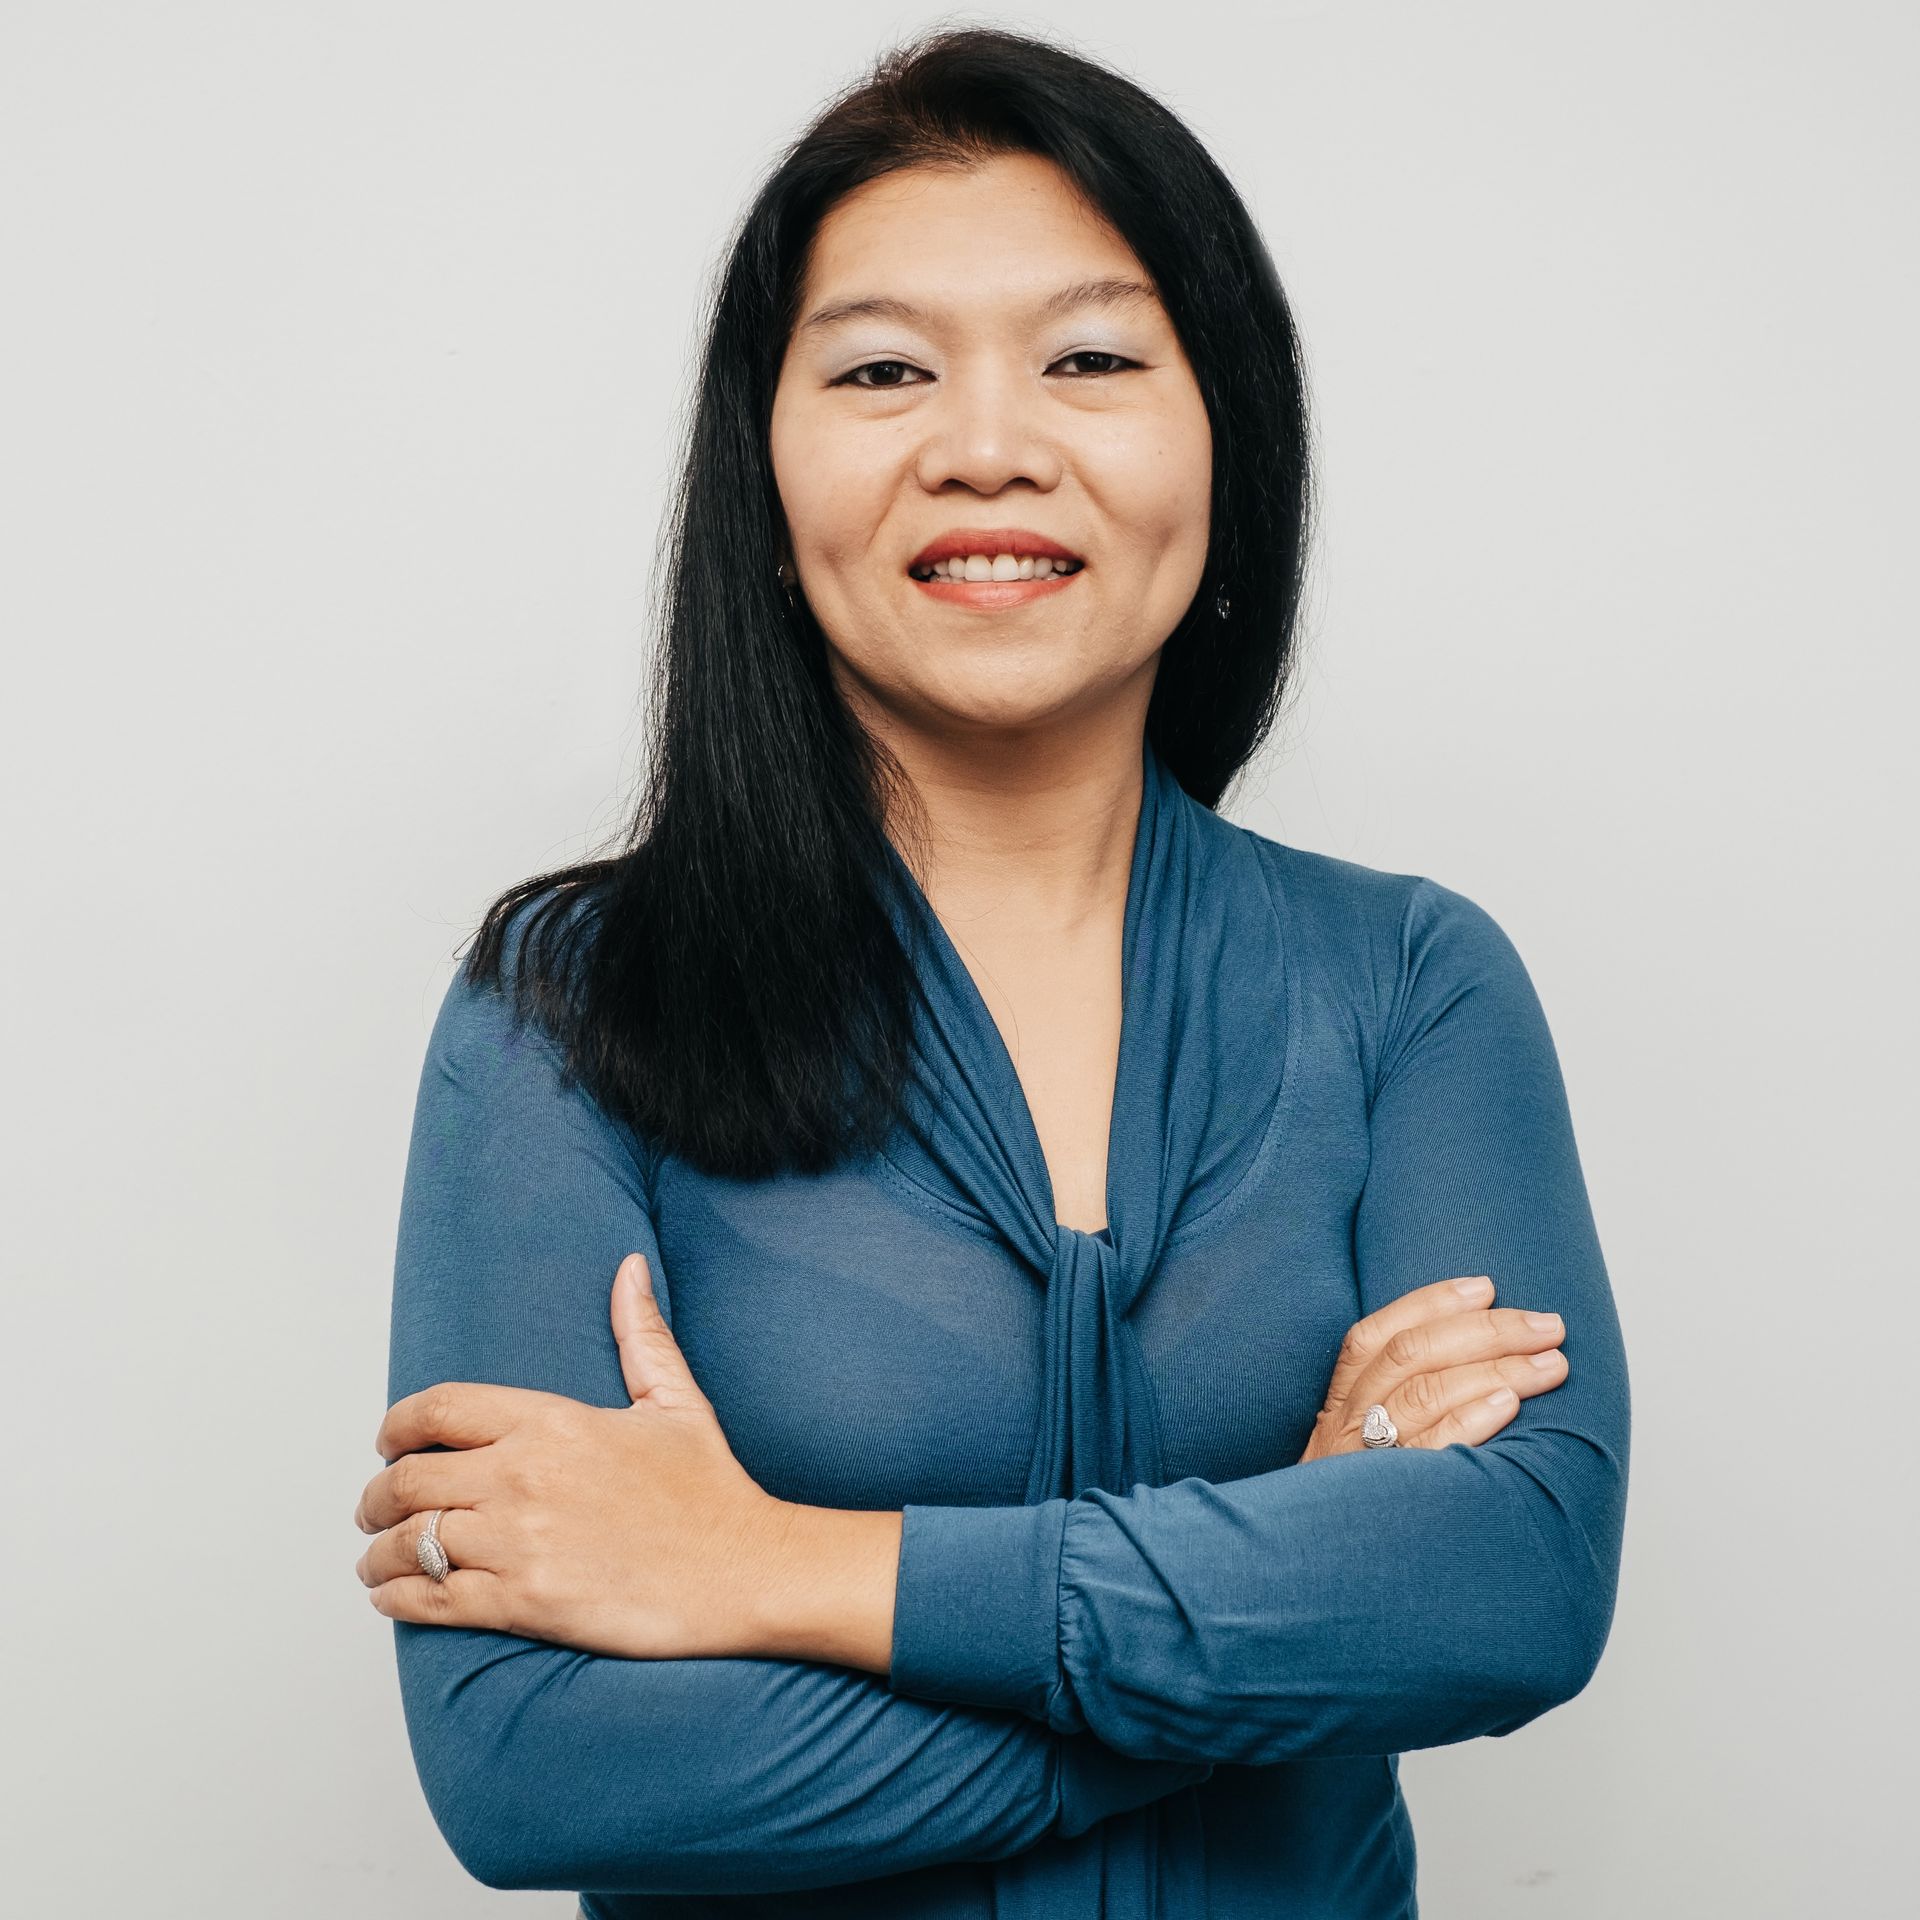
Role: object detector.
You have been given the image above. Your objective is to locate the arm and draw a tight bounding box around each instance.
[384,941,1207,1895]
[884,877,1631,1767]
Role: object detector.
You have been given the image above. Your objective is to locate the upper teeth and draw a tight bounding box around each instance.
[912,553,1083,581]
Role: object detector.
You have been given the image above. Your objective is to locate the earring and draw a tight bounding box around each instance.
[1214,580,1231,621]
[775,560,798,610]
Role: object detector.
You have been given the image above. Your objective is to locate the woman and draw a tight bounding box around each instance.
[354,26,1630,1919]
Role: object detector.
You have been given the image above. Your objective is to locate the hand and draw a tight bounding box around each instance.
[1297,1274,1567,1463]
[353,1253,793,1659]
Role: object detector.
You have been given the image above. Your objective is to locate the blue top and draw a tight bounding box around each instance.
[385,736,1631,1918]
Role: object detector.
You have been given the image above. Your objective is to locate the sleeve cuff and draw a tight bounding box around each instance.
[887,1497,1070,1720]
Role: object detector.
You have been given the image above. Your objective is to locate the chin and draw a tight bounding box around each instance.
[835,640,1143,738]
[913,674,1121,737]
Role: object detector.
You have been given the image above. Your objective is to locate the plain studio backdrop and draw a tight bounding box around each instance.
[3,3,1911,1914]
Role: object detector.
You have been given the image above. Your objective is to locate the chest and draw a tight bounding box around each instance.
[950,920,1125,1236]
[647,1069,1371,1515]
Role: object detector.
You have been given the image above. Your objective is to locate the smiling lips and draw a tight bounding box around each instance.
[908,527,1086,603]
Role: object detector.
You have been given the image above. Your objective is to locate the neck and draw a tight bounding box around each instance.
[876,725,1148,941]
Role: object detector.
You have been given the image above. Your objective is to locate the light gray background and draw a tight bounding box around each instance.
[4,3,1912,1914]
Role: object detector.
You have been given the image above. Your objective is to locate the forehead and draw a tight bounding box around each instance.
[797,154,1159,330]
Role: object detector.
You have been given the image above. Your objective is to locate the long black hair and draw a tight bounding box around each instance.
[457,24,1315,1181]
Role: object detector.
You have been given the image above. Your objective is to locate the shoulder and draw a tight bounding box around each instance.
[415,883,661,1182]
[1236,823,1521,970]
[1230,823,1542,1079]
[431,890,564,1059]
[424,884,616,1112]
[1232,820,1491,956]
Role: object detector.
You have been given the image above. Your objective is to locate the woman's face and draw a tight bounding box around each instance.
[769,152,1213,752]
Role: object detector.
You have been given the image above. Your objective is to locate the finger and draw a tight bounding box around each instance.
[357,1505,494,1588]
[1418,1306,1563,1368]
[354,1450,478,1536]
[374,1380,559,1465]
[367,1565,512,1632]
[1348,1306,1564,1415]
[1323,1275,1495,1411]
[1377,1345,1570,1446]
[610,1254,702,1407]
[1403,1385,1520,1451]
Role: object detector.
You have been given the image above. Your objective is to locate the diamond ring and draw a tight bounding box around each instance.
[415,1508,451,1582]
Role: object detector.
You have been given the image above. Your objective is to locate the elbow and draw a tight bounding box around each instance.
[407,1743,561,1894]
[462,1846,592,1899]
[448,1818,673,1899]
[417,1759,641,1896]
[1479,1429,1628,1734]
[440,1822,532,1896]
[1480,1549,1621,1740]
[1479,1624,1611,1744]
[1539,1576,1618,1714]
[1345,1533,1622,1760]
[393,1630,622,1895]
[409,1778,523,1893]
[1359,1582,1610,1756]
[392,1631,806,1898]
[406,1726,671,1896]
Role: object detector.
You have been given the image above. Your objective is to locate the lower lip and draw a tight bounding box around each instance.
[909,569,1084,609]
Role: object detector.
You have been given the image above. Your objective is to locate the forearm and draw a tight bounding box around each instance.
[750,1500,903,1675]
[887,1432,1622,1766]
[396,1621,1207,1894]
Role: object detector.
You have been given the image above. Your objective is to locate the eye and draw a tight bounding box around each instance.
[831,350,1141,390]
[1051,350,1139,377]
[833,360,928,390]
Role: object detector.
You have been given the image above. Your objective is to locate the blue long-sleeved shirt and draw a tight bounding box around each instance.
[385,736,1631,1917]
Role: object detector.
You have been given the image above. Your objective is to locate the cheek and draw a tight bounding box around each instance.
[1157,412,1215,549]
[770,427,831,545]
[770,406,891,577]
[1091,412,1213,568]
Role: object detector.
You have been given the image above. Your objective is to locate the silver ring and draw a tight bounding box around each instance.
[1360,1403,1400,1448]
[415,1508,451,1583]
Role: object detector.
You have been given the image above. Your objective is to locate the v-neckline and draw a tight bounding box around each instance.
[891,741,1158,1247]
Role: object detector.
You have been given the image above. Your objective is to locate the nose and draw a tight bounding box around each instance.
[911,364,1065,496]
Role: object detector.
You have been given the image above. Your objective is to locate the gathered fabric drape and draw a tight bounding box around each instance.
[876,738,1288,1914]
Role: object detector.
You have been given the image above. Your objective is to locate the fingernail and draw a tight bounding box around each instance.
[1453,1276,1492,1299]
[1524,1311,1562,1333]
[1528,1350,1561,1370]
[1484,1387,1516,1408]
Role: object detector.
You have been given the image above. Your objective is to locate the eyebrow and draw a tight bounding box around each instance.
[795,275,1162,339]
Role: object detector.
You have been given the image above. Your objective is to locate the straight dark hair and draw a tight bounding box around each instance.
[457,24,1314,1181]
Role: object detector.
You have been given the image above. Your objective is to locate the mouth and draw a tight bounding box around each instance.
[907,556,1086,608]
[907,553,1085,584]
[907,527,1086,584]
[906,533,1087,610]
